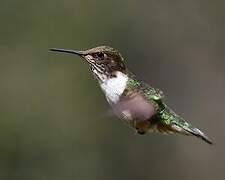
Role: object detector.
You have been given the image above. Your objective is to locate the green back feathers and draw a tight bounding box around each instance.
[126,73,164,102]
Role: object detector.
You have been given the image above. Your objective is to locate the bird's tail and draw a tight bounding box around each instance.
[181,125,213,145]
[158,105,213,145]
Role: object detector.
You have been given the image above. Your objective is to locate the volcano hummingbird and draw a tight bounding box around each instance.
[50,46,212,144]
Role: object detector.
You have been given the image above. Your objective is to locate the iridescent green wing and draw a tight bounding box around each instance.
[126,72,164,109]
[140,82,164,101]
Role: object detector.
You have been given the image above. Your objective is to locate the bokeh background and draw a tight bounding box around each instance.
[0,0,225,180]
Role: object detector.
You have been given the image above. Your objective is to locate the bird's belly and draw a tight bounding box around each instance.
[111,93,157,134]
[112,96,156,120]
[114,109,152,134]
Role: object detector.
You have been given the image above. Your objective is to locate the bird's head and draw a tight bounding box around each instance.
[50,46,126,82]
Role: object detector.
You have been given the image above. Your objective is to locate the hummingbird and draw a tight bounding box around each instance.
[50,46,212,144]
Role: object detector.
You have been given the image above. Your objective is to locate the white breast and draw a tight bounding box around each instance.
[100,71,128,104]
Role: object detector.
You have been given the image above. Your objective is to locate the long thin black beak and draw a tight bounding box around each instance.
[50,48,83,56]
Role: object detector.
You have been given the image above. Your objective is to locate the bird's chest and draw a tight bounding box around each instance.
[100,73,128,104]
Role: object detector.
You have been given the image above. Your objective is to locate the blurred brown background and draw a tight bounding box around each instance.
[0,0,225,180]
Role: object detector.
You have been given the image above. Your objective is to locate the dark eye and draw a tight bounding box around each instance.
[97,52,104,59]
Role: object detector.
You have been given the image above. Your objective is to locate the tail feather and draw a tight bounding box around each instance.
[183,126,213,145]
[168,123,213,144]
[158,104,212,144]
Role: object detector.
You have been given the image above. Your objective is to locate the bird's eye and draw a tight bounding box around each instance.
[97,52,104,59]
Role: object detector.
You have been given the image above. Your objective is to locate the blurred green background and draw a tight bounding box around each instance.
[0,0,225,179]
